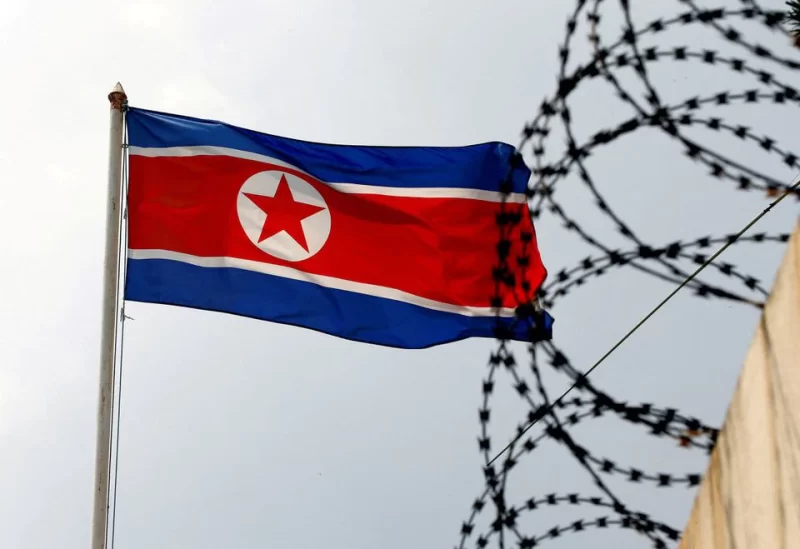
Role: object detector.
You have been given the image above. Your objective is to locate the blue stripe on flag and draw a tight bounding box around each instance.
[126,108,530,194]
[124,258,552,349]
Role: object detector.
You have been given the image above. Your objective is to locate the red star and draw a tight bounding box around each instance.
[243,174,325,251]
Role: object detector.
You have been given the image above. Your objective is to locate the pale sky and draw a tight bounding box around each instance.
[1,1,798,548]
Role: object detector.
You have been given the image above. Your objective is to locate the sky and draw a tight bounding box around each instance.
[1,1,798,548]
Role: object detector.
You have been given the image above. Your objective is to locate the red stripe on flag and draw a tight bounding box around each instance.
[127,155,545,309]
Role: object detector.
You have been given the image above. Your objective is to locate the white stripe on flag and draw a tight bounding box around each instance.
[127,249,518,318]
[128,145,528,203]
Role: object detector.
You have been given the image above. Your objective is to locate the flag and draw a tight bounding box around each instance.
[124,107,552,348]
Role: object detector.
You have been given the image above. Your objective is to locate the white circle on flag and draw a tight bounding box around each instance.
[236,170,331,262]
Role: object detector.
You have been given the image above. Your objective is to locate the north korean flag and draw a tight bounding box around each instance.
[124,108,552,348]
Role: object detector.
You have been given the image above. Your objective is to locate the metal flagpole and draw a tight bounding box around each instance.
[91,82,127,549]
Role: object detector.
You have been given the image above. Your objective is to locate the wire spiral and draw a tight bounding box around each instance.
[464,1,800,547]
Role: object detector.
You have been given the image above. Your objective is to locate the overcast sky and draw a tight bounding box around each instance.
[1,1,798,548]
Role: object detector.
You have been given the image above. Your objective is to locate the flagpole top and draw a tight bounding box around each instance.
[108,82,127,110]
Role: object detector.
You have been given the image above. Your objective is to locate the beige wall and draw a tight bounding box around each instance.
[679,220,800,549]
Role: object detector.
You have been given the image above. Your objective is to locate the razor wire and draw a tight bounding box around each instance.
[464,1,800,547]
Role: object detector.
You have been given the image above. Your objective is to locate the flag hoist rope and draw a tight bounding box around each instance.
[91,83,127,549]
[109,116,131,549]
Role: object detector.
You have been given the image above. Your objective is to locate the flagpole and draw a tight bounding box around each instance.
[91,82,127,549]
